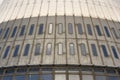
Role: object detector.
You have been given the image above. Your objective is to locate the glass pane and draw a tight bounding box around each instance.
[3,46,11,59]
[23,44,30,56]
[13,45,20,57]
[19,25,25,36]
[80,43,87,56]
[69,43,75,55]
[58,23,63,34]
[82,75,93,80]
[38,24,44,34]
[28,74,39,80]
[77,23,83,34]
[35,43,41,55]
[3,28,10,39]
[17,68,27,73]
[96,25,102,36]
[112,28,119,39]
[5,69,14,74]
[69,75,79,80]
[58,43,63,55]
[68,23,73,34]
[87,24,92,35]
[95,76,106,80]
[46,43,52,55]
[111,46,119,59]
[49,24,53,34]
[104,26,111,37]
[29,24,34,35]
[0,28,3,35]
[55,74,66,80]
[101,45,109,57]
[42,74,53,80]
[91,44,98,56]
[3,76,13,80]
[11,26,17,38]
[15,75,25,80]
[108,76,119,80]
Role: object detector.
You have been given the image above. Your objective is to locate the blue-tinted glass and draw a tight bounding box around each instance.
[77,23,83,34]
[42,74,53,80]
[38,24,44,34]
[96,25,102,36]
[17,68,27,73]
[19,25,25,36]
[15,75,25,80]
[28,74,39,80]
[3,76,13,80]
[11,26,17,38]
[29,24,34,35]
[35,43,41,55]
[13,45,20,57]
[87,24,92,35]
[104,26,111,37]
[23,44,30,56]
[0,28,3,35]
[5,69,14,74]
[68,23,73,34]
[3,46,10,59]
[111,46,119,59]
[3,28,10,39]
[108,76,119,80]
[101,45,109,57]
[91,44,98,56]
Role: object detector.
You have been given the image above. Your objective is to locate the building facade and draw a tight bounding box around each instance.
[0,0,120,80]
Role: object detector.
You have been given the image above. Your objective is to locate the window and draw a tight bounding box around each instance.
[95,76,106,80]
[58,23,63,34]
[46,43,52,55]
[3,28,10,39]
[29,24,34,35]
[0,28,3,35]
[58,43,63,55]
[68,23,73,34]
[87,24,92,35]
[112,28,119,39]
[77,23,83,34]
[3,46,10,59]
[96,25,102,36]
[28,74,39,80]
[55,74,66,80]
[108,76,119,80]
[82,75,93,80]
[101,45,109,57]
[11,26,17,38]
[35,43,41,55]
[111,46,119,59]
[15,75,25,80]
[38,24,44,34]
[3,76,13,80]
[104,26,111,37]
[69,43,75,55]
[13,45,20,57]
[49,24,53,34]
[80,43,87,56]
[69,75,79,80]
[19,25,25,36]
[91,44,98,56]
[23,44,30,56]
[42,74,53,80]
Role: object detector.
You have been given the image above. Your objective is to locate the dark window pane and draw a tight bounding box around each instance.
[13,45,20,57]
[112,28,119,39]
[3,46,10,59]
[111,46,119,59]
[77,23,83,34]
[5,69,14,74]
[87,24,92,35]
[80,43,87,56]
[0,28,3,35]
[91,44,98,56]
[11,26,17,38]
[3,28,10,39]
[108,76,119,80]
[3,76,13,80]
[69,43,75,55]
[95,76,106,80]
[19,25,25,36]
[28,74,39,80]
[101,45,109,57]
[68,23,73,34]
[0,69,4,74]
[23,44,30,56]
[38,24,44,34]
[104,26,111,37]
[17,68,27,73]
[15,75,25,80]
[35,43,41,55]
[29,24,34,35]
[42,74,53,80]
[96,25,102,36]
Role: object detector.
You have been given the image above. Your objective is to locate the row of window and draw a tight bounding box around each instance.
[0,23,120,39]
[2,42,119,59]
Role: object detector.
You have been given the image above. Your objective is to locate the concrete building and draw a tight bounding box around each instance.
[0,0,120,80]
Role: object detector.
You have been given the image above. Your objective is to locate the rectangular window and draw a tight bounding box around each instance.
[13,45,20,57]
[19,25,25,36]
[3,46,10,59]
[101,45,109,57]
[49,24,53,34]
[0,28,3,35]
[3,28,10,39]
[58,23,63,34]
[77,23,83,34]
[3,76,13,80]
[42,74,53,80]
[96,25,102,36]
[28,74,39,80]
[46,43,52,55]
[11,26,17,38]
[29,24,34,35]
[35,43,41,55]
[111,46,119,59]
[15,75,25,80]
[80,43,87,56]
[38,24,44,34]
[23,44,30,56]
[55,74,66,80]
[104,26,111,37]
[87,24,92,35]
[68,23,73,34]
[69,43,75,55]
[112,28,119,39]
[58,43,63,55]
[91,44,98,56]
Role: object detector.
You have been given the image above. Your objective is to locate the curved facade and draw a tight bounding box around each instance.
[0,0,120,80]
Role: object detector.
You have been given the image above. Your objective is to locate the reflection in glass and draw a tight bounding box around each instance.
[3,76,13,80]
[42,74,53,80]
[15,75,25,80]
[28,74,39,80]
